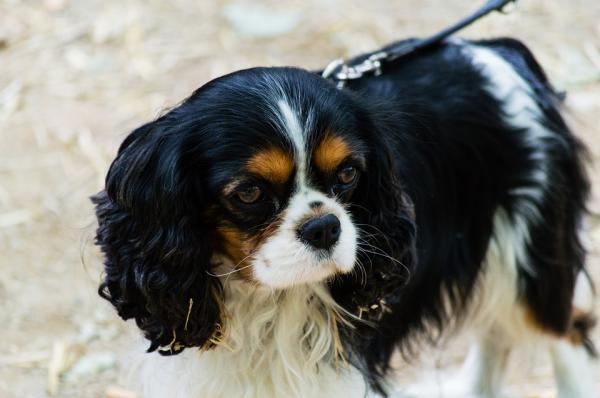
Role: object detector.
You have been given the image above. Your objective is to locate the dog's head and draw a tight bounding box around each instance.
[93,67,414,353]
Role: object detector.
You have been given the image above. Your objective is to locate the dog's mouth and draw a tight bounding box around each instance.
[250,252,356,288]
[249,205,358,288]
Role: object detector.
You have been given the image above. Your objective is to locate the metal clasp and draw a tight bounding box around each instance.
[322,51,388,88]
[321,58,345,79]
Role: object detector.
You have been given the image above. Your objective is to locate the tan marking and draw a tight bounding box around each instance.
[247,147,294,184]
[313,134,352,173]
[523,305,597,348]
[214,213,285,282]
[215,225,255,281]
[567,307,597,347]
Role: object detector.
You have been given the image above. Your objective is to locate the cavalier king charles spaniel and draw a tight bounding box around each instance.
[93,38,597,398]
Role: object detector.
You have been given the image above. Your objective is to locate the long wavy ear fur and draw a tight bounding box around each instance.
[327,106,417,393]
[330,106,416,319]
[92,116,223,355]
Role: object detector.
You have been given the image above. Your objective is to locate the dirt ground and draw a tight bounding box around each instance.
[1,1,599,397]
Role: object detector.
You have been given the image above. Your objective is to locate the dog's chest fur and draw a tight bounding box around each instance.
[131,280,371,398]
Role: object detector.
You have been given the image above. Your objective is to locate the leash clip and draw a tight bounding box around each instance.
[321,0,519,88]
[322,52,387,88]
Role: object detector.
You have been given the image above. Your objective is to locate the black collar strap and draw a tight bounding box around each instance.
[322,0,518,88]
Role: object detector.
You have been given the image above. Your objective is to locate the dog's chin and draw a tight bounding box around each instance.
[251,251,357,289]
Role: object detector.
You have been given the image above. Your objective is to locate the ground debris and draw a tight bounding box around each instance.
[223,3,302,39]
[46,341,84,395]
[106,386,138,398]
[1,1,599,396]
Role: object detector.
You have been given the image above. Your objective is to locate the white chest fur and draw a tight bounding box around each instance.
[129,281,373,398]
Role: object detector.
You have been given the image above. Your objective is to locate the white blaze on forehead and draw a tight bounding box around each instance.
[277,99,308,188]
[247,100,358,288]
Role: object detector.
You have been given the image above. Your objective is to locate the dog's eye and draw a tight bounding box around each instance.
[337,166,357,185]
[237,185,262,204]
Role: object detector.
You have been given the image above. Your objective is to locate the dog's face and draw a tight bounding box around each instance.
[209,89,366,287]
[94,67,413,352]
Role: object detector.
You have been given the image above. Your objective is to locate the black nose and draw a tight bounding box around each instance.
[298,214,341,251]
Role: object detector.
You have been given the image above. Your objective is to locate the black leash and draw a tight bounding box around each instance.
[322,0,519,88]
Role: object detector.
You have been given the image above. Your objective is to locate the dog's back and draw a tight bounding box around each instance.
[346,39,595,397]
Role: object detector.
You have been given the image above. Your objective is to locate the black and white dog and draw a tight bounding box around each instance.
[93,38,596,397]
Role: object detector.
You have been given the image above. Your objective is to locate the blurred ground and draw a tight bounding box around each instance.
[1,0,599,397]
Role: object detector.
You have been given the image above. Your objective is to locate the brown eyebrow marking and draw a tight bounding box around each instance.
[246,147,294,184]
[313,134,353,173]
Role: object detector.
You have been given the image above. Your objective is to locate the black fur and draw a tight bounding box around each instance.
[92,113,224,353]
[93,38,591,394]
[336,39,591,393]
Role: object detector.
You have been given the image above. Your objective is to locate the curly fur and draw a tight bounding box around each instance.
[93,38,594,398]
[92,113,224,353]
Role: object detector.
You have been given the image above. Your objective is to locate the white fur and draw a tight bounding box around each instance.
[128,46,596,398]
[277,99,308,186]
[450,206,539,398]
[574,270,595,313]
[369,52,556,394]
[467,45,557,195]
[467,209,531,338]
[400,48,540,395]
[432,208,533,398]
[411,44,599,398]
[466,44,565,277]
[252,97,358,288]
[551,340,598,398]
[445,43,553,347]
[403,207,532,398]
[128,280,374,398]
[402,182,595,398]
[128,82,364,398]
[548,270,599,398]
[253,188,357,287]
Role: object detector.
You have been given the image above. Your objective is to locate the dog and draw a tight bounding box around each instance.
[92,37,597,397]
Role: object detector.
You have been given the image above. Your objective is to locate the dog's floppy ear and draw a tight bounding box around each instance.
[330,109,416,320]
[92,114,223,355]
[328,107,417,392]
